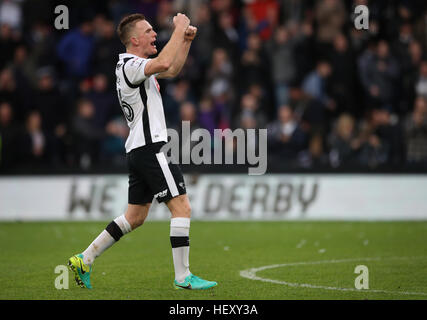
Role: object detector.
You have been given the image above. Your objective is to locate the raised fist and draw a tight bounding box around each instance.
[173,13,190,31]
[184,26,197,41]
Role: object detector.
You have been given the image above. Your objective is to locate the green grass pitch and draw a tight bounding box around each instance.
[0,221,426,300]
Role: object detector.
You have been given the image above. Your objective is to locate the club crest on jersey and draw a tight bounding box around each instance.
[121,101,134,122]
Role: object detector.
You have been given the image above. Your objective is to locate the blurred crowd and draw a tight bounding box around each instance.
[1,0,427,172]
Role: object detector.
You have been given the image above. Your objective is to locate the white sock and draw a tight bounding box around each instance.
[82,215,132,265]
[170,217,191,283]
[113,215,132,234]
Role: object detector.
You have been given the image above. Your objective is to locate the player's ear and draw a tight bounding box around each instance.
[130,36,139,46]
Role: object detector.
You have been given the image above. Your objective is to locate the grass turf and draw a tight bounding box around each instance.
[0,221,426,300]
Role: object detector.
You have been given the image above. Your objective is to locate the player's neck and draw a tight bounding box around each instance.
[126,47,148,59]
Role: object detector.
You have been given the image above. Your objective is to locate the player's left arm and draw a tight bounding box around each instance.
[156,26,197,79]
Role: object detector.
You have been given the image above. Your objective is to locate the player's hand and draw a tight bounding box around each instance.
[184,26,197,41]
[173,13,190,32]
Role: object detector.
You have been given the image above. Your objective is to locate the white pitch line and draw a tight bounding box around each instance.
[239,256,427,296]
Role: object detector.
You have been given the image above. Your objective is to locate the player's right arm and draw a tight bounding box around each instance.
[144,13,189,77]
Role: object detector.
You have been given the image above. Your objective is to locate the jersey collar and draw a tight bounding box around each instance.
[119,53,147,60]
[119,53,138,59]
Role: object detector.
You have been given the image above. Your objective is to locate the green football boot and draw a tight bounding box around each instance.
[174,273,217,290]
[68,253,93,289]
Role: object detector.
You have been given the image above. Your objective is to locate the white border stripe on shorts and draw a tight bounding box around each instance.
[155,152,179,197]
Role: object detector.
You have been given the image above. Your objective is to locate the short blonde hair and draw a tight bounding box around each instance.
[117,13,146,47]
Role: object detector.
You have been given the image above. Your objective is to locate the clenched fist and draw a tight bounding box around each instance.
[173,13,190,31]
[184,26,197,41]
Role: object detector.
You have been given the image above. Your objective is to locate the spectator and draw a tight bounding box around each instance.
[173,0,206,22]
[404,96,427,164]
[328,113,360,167]
[0,0,22,31]
[360,40,400,111]
[0,67,27,120]
[315,0,346,54]
[84,73,116,130]
[357,40,376,98]
[102,116,129,166]
[0,101,18,169]
[294,21,316,83]
[214,11,239,62]
[247,82,274,121]
[399,41,423,114]
[71,99,105,169]
[267,105,307,162]
[238,33,270,93]
[32,67,70,164]
[10,44,35,88]
[238,6,259,50]
[302,61,333,108]
[328,34,358,115]
[92,19,122,84]
[392,23,414,64]
[206,48,234,128]
[163,79,196,128]
[266,25,297,107]
[280,0,306,23]
[298,134,329,168]
[245,0,279,41]
[0,24,19,70]
[357,133,389,168]
[57,19,94,79]
[234,92,267,129]
[192,3,214,69]
[18,110,47,165]
[172,101,201,161]
[239,112,259,159]
[153,0,174,49]
[27,22,57,70]
[357,108,403,167]
[7,45,34,112]
[179,101,199,129]
[199,95,229,135]
[33,68,66,136]
[207,48,234,94]
[301,61,335,131]
[415,61,427,98]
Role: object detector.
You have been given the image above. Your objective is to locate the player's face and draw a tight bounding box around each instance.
[133,20,157,57]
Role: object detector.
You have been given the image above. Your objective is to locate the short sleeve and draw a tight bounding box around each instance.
[123,57,151,86]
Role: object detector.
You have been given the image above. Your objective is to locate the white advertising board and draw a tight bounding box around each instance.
[0,174,426,221]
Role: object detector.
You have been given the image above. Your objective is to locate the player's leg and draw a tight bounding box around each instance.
[166,194,217,290]
[166,194,192,283]
[149,149,193,284]
[82,203,151,265]
[144,143,216,289]
[68,203,150,288]
[79,147,153,266]
[68,150,153,289]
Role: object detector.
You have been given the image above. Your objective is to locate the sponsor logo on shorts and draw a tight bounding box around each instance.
[154,189,168,199]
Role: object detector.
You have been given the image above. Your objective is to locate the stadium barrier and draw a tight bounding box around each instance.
[0,174,426,221]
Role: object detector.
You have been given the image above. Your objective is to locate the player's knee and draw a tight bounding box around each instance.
[125,206,149,229]
[168,195,192,218]
[183,202,191,217]
[129,215,146,228]
[176,201,191,218]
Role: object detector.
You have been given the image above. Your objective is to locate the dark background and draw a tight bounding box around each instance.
[1,0,427,174]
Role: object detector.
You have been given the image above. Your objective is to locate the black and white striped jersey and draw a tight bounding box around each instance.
[115,53,168,153]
